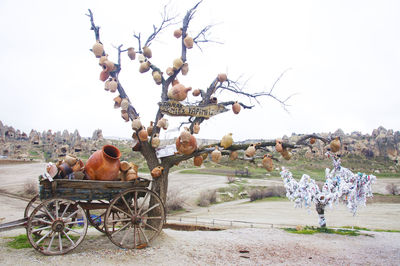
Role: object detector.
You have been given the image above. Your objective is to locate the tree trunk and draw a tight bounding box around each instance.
[315,202,326,228]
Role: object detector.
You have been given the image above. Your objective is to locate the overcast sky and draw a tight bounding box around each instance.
[0,0,399,141]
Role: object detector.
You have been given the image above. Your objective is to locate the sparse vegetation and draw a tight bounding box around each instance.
[197,189,217,207]
[283,226,369,236]
[386,183,399,195]
[166,188,186,213]
[23,179,38,196]
[249,186,286,202]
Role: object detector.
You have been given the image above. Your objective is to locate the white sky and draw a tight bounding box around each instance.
[0,0,399,141]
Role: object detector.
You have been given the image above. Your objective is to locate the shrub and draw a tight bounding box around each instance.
[386,183,399,195]
[165,188,186,213]
[249,186,286,202]
[23,179,38,196]
[226,175,236,183]
[197,189,217,207]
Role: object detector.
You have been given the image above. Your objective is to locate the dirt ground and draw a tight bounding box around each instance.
[0,162,400,265]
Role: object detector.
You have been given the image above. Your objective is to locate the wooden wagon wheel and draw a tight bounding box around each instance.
[24,194,40,218]
[104,188,165,249]
[26,198,88,255]
[86,200,110,233]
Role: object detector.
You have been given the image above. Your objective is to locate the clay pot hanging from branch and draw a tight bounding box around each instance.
[232,102,241,114]
[100,70,109,82]
[245,144,256,157]
[310,137,316,144]
[192,89,201,97]
[127,47,136,60]
[168,84,192,101]
[184,35,194,49]
[156,118,169,130]
[108,78,118,93]
[151,133,160,148]
[151,166,164,178]
[281,148,292,160]
[152,70,162,85]
[120,98,129,111]
[181,63,189,75]
[193,155,203,167]
[104,60,116,72]
[121,110,129,122]
[138,128,148,141]
[99,55,108,66]
[229,151,238,160]
[142,46,152,58]
[211,146,222,163]
[275,139,283,153]
[147,121,154,136]
[166,67,174,76]
[139,61,151,73]
[131,118,142,131]
[217,73,227,83]
[176,132,197,155]
[193,122,200,134]
[220,133,233,149]
[174,28,182,38]
[262,154,274,172]
[330,137,341,153]
[113,96,122,108]
[173,58,184,70]
[92,41,104,58]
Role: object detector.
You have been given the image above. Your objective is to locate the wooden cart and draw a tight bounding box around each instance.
[18,177,165,255]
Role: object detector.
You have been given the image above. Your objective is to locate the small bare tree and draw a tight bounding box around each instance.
[86,1,293,205]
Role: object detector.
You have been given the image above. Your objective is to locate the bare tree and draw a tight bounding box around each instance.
[86,2,292,204]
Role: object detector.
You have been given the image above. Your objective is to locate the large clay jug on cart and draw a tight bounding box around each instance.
[85,145,121,180]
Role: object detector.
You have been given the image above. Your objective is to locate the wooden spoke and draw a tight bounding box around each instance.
[141,203,160,216]
[26,198,88,255]
[105,188,165,250]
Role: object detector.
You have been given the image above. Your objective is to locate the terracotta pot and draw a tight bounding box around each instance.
[92,41,104,58]
[173,58,183,70]
[121,110,129,122]
[176,135,197,155]
[156,118,168,130]
[193,156,203,167]
[121,98,129,111]
[109,78,118,93]
[151,133,160,148]
[193,122,200,134]
[181,63,189,75]
[72,159,84,172]
[143,46,152,58]
[126,168,138,181]
[275,139,283,153]
[84,145,121,181]
[229,151,238,160]
[120,161,131,172]
[221,133,233,149]
[138,128,148,142]
[245,144,256,157]
[174,28,182,38]
[65,154,77,167]
[104,60,115,72]
[151,166,164,178]
[147,121,154,136]
[139,61,151,73]
[59,163,73,178]
[201,153,208,160]
[152,71,162,85]
[330,137,340,153]
[166,67,174,76]
[192,89,201,97]
[99,55,108,66]
[131,118,142,131]
[211,146,222,163]
[217,73,227,82]
[168,84,191,101]
[113,96,122,108]
[310,137,316,144]
[281,148,292,160]
[46,162,58,178]
[100,70,109,82]
[262,154,273,172]
[180,127,191,143]
[232,102,241,114]
[184,36,193,49]
[105,79,111,91]
[127,48,136,60]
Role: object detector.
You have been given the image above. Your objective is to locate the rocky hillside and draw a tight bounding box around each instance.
[0,120,398,165]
